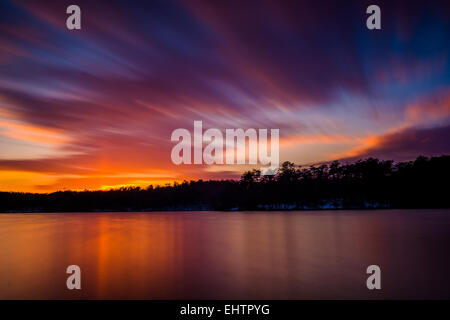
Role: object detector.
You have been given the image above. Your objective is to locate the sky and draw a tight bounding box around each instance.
[0,0,449,192]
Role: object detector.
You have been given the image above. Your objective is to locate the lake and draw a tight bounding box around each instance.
[1,209,450,299]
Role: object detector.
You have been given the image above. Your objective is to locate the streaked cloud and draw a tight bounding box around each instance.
[1,0,449,191]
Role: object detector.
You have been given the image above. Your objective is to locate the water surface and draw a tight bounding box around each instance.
[1,209,449,299]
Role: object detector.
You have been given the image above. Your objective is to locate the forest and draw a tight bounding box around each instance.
[0,155,448,212]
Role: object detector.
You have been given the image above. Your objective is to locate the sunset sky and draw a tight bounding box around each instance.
[1,0,450,192]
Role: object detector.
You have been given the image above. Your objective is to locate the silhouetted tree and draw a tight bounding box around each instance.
[0,155,448,212]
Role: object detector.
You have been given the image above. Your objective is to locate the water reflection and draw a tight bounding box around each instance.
[0,210,449,299]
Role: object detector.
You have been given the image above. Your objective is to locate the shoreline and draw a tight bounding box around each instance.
[1,207,449,214]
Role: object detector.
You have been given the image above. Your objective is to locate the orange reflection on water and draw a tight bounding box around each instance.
[1,210,450,299]
[0,213,184,299]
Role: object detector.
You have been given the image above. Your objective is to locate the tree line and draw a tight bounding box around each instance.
[0,155,448,212]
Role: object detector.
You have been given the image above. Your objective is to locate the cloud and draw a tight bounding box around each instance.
[1,0,450,191]
[341,124,450,162]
